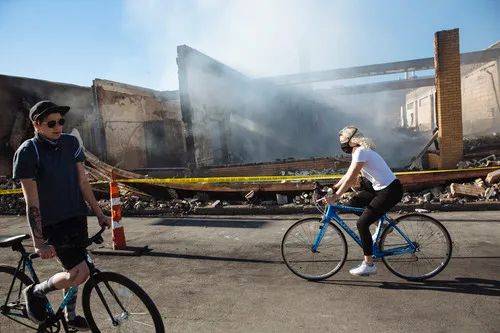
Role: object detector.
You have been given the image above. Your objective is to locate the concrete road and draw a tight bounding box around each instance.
[0,211,499,332]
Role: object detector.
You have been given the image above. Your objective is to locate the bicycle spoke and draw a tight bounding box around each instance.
[381,214,451,280]
[88,280,157,332]
[282,219,347,280]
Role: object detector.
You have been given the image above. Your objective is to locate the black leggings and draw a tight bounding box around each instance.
[348,178,404,256]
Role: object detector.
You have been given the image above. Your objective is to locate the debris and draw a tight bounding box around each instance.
[210,200,222,208]
[474,178,486,188]
[406,129,439,170]
[485,186,498,200]
[477,154,496,165]
[450,183,485,198]
[245,190,255,201]
[276,194,288,205]
[430,187,442,198]
[486,169,500,185]
[457,154,498,169]
[401,195,412,204]
[440,197,458,204]
[415,208,429,213]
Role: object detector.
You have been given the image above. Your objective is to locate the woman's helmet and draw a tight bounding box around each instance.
[338,126,362,154]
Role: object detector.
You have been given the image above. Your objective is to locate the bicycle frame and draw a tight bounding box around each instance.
[2,244,124,332]
[3,228,139,331]
[1,245,80,332]
[312,204,417,259]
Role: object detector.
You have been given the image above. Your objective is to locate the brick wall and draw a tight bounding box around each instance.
[433,29,464,169]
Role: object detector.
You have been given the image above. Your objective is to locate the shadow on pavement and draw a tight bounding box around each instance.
[151,218,269,228]
[319,277,500,296]
[141,250,280,264]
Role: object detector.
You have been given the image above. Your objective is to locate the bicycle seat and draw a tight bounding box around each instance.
[0,234,30,248]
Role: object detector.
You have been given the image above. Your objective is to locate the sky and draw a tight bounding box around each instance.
[0,0,498,91]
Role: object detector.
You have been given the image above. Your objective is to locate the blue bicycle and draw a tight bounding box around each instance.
[0,228,165,332]
[281,203,452,281]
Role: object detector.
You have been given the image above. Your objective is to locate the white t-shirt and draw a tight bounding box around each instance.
[351,147,396,191]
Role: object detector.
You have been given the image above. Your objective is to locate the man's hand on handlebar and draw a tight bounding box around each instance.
[97,213,111,229]
[35,244,56,259]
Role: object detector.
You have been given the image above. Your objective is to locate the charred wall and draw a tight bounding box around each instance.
[177,45,359,167]
[93,79,186,170]
[0,74,95,175]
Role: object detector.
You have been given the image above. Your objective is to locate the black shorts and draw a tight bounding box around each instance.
[42,216,88,270]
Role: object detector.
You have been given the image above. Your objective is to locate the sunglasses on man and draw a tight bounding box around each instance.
[44,118,65,128]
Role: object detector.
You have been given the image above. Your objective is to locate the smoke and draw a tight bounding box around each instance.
[125,0,431,168]
[123,0,369,89]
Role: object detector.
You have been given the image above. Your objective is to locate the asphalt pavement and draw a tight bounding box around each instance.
[0,211,499,332]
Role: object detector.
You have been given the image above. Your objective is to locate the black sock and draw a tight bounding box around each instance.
[33,277,57,296]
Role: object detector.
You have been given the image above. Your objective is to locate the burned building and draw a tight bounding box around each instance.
[177,45,357,167]
[0,76,186,174]
[403,41,500,135]
[93,79,186,170]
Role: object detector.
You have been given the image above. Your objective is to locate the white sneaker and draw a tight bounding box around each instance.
[349,261,377,276]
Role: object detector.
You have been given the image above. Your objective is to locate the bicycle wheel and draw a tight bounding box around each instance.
[281,218,348,281]
[0,265,35,331]
[380,213,452,281]
[82,271,165,333]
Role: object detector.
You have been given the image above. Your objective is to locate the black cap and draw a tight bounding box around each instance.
[29,100,70,122]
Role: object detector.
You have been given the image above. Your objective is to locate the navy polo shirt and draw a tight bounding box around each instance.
[12,133,88,226]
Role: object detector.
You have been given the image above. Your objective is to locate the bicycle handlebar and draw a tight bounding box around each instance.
[29,227,106,260]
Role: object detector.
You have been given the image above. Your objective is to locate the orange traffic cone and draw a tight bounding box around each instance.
[110,181,126,250]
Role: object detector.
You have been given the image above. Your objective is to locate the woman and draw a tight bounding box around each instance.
[324,126,403,276]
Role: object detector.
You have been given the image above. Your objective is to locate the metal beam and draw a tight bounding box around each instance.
[260,48,500,85]
[315,76,435,95]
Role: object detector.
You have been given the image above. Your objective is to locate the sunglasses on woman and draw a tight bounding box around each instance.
[45,118,65,128]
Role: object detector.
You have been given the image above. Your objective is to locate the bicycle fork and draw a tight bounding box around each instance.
[311,217,330,253]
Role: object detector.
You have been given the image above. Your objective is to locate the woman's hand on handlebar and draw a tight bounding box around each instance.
[316,192,339,205]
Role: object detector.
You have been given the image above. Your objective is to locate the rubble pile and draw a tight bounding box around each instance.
[1,154,499,216]
[281,168,347,176]
[464,135,500,152]
[457,154,500,168]
[98,194,201,216]
[401,182,499,206]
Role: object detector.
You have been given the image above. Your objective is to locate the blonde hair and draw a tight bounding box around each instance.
[351,136,376,149]
[339,125,376,149]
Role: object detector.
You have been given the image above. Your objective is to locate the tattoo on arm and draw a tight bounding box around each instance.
[28,206,43,240]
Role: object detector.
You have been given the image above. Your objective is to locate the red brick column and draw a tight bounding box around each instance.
[433,28,463,169]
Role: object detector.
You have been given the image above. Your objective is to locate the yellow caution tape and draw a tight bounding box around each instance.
[0,188,23,195]
[114,166,500,184]
[114,174,344,184]
[1,166,498,196]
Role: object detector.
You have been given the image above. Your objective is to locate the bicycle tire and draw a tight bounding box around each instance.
[0,265,35,330]
[380,213,452,281]
[281,218,348,281]
[82,271,165,333]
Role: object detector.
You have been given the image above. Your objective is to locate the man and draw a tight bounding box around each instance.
[12,100,111,331]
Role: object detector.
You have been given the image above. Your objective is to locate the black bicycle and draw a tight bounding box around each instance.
[0,228,165,332]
